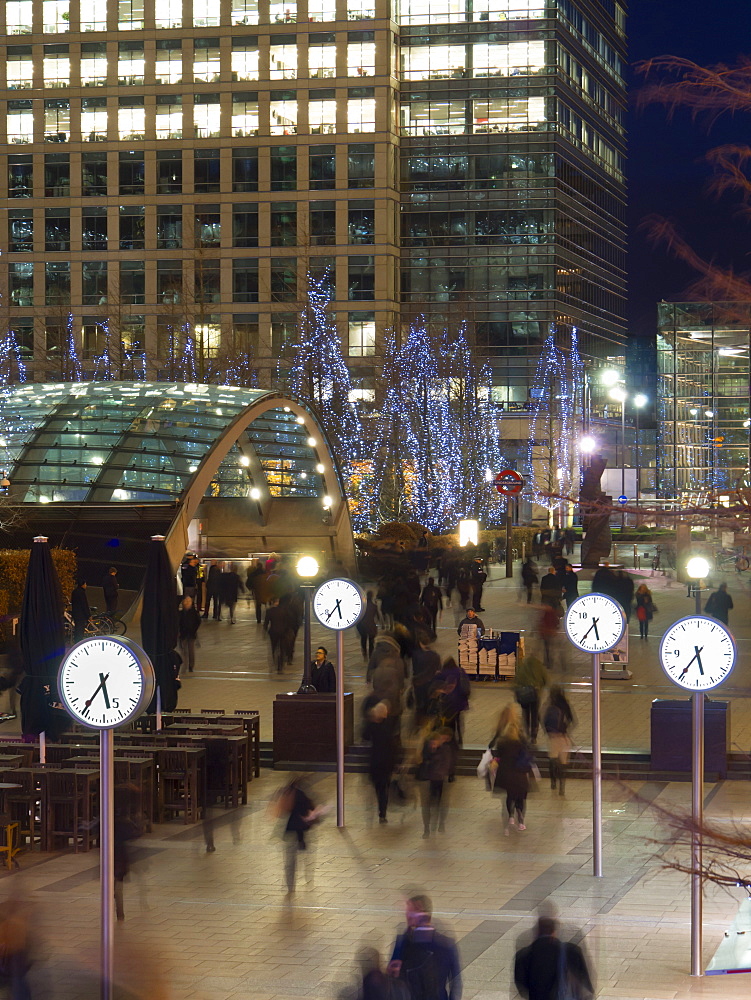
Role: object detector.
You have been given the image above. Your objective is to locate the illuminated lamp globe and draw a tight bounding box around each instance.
[609,386,627,403]
[633,393,648,408]
[249,487,261,500]
[296,555,319,579]
[580,436,597,454]
[686,556,710,580]
[601,369,621,387]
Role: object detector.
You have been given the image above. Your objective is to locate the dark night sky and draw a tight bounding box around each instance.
[627,0,751,335]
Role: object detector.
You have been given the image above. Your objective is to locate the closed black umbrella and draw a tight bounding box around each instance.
[141,535,179,715]
[19,535,66,738]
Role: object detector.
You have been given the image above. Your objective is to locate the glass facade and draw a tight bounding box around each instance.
[657,302,751,502]
[1,382,328,502]
[0,0,626,396]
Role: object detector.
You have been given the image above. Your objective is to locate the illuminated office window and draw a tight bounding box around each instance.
[472,0,545,20]
[232,0,259,24]
[270,40,298,80]
[44,48,70,86]
[118,100,145,140]
[399,0,463,24]
[10,263,35,306]
[81,43,108,86]
[80,0,107,30]
[472,94,546,132]
[156,41,183,84]
[308,36,337,78]
[8,102,35,144]
[347,91,376,133]
[309,93,337,134]
[472,39,545,76]
[194,95,221,138]
[401,44,466,80]
[194,0,220,25]
[195,320,222,355]
[347,0,375,19]
[118,43,145,85]
[194,39,221,82]
[308,0,336,20]
[347,34,376,76]
[44,99,70,141]
[156,96,183,138]
[43,0,69,33]
[7,49,34,89]
[82,98,108,140]
[270,94,297,135]
[6,2,34,34]
[118,0,144,29]
[232,41,259,81]
[155,0,182,28]
[231,94,259,137]
[400,96,466,135]
[348,311,376,355]
[269,0,297,23]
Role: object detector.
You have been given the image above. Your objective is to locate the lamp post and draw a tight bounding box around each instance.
[685,553,711,977]
[296,555,319,693]
[633,393,648,507]
[609,385,627,528]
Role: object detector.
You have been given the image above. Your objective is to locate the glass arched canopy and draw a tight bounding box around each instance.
[1,382,331,504]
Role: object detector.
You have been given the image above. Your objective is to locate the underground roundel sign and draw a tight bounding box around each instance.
[494,469,524,496]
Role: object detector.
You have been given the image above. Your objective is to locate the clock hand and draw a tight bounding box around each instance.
[582,617,599,640]
[325,599,342,622]
[99,673,111,709]
[679,647,704,678]
[84,672,110,713]
[694,646,704,676]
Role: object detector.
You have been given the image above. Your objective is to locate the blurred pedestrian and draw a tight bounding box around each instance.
[247,558,266,623]
[471,560,487,611]
[362,699,402,823]
[273,777,323,894]
[357,947,396,1000]
[0,896,33,998]
[538,603,563,672]
[521,558,538,604]
[514,652,549,743]
[102,565,119,617]
[204,559,221,620]
[218,562,244,624]
[539,566,561,609]
[411,638,441,731]
[431,657,471,749]
[562,564,579,609]
[180,555,199,602]
[311,646,336,692]
[420,577,444,634]
[114,784,143,921]
[264,598,288,672]
[71,577,90,642]
[635,583,656,639]
[705,582,733,625]
[388,894,461,1000]
[491,702,533,833]
[543,685,574,796]
[357,590,383,660]
[514,915,594,1000]
[178,595,201,673]
[416,726,455,838]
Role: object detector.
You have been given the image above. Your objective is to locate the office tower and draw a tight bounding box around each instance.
[0,0,626,412]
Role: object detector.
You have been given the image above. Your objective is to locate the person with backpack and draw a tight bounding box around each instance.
[635,583,657,639]
[490,702,533,834]
[543,685,574,796]
[705,582,733,625]
[388,893,462,1000]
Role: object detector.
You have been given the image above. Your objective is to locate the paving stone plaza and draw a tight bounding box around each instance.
[5,557,751,1000]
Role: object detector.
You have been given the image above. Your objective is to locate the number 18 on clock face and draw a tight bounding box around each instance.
[659,615,736,691]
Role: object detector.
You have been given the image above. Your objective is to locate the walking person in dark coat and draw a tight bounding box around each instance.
[275,777,323,895]
[543,685,574,796]
[470,560,487,611]
[180,556,199,602]
[218,562,244,623]
[388,893,462,1000]
[420,577,443,634]
[357,590,382,659]
[562,564,579,609]
[514,915,594,1000]
[71,578,91,642]
[521,558,538,604]
[362,699,402,823]
[539,566,562,609]
[247,558,267,623]
[264,598,289,672]
[310,646,336,692]
[178,595,201,674]
[416,726,455,838]
[491,702,533,833]
[102,566,119,617]
[203,560,221,619]
[705,582,734,625]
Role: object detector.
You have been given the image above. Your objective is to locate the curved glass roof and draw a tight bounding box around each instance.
[0,382,328,504]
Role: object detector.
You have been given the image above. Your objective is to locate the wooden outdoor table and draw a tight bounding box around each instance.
[64,756,155,831]
[18,767,99,852]
[0,755,24,769]
[172,734,248,806]
[160,714,261,778]
[156,746,206,823]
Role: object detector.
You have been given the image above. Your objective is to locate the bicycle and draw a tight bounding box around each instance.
[63,605,127,644]
[714,548,750,574]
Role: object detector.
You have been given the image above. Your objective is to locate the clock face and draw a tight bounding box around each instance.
[659,615,736,691]
[58,636,156,730]
[565,593,626,653]
[312,578,364,631]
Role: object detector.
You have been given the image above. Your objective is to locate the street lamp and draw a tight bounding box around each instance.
[609,385,627,526]
[633,394,648,505]
[296,555,319,693]
[601,368,621,387]
[580,436,597,454]
[686,556,710,613]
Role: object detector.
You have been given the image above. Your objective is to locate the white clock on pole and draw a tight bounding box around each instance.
[659,615,736,691]
[312,578,364,630]
[59,635,156,730]
[565,593,626,653]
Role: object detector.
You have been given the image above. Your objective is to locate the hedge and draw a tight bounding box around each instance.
[0,547,78,614]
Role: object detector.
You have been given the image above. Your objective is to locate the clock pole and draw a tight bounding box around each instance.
[691,690,703,976]
[336,629,345,827]
[592,651,602,877]
[100,727,114,1000]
